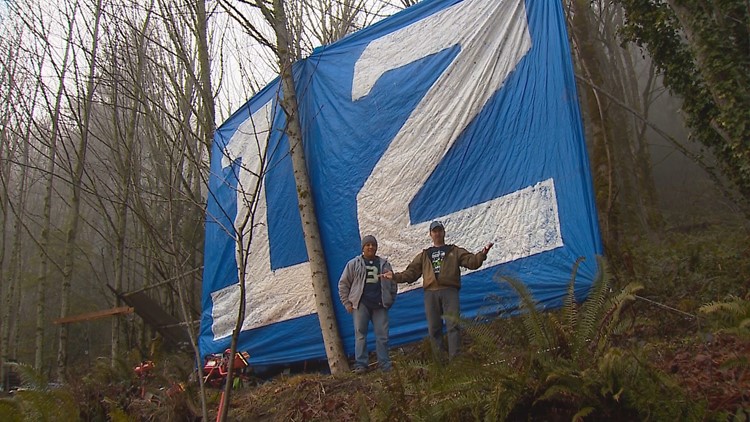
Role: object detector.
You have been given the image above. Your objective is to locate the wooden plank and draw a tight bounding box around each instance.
[52,306,134,325]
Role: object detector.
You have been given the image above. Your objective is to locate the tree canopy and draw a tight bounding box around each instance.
[617,0,750,207]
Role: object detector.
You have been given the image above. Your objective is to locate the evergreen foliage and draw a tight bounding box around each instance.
[616,0,750,206]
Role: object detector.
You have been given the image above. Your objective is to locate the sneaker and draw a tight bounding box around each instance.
[352,366,367,375]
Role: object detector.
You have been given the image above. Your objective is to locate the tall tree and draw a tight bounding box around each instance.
[29,0,77,371]
[617,0,750,211]
[0,21,24,387]
[215,0,396,382]
[100,0,154,366]
[56,0,104,381]
[566,0,667,254]
[211,1,404,418]
[262,0,349,374]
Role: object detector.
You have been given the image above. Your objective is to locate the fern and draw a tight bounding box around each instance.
[10,364,43,392]
[501,277,558,357]
[562,257,585,335]
[0,398,22,422]
[572,257,612,359]
[699,294,750,337]
[372,257,705,420]
[0,363,78,420]
[497,257,701,419]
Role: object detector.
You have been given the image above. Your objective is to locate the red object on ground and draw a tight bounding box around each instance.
[134,360,155,378]
[202,349,251,388]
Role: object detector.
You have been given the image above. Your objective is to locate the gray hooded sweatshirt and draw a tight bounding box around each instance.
[338,255,397,310]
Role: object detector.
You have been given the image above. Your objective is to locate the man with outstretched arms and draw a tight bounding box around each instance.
[383,221,493,359]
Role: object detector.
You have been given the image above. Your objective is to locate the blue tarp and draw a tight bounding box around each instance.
[200,0,602,365]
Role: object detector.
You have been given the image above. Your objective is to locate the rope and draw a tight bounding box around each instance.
[635,295,698,319]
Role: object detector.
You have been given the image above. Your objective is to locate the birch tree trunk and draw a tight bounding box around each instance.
[0,21,18,390]
[216,0,402,382]
[7,125,31,361]
[0,17,29,388]
[266,0,348,374]
[35,6,75,371]
[56,0,104,381]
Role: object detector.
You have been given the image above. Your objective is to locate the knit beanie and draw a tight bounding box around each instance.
[361,235,378,249]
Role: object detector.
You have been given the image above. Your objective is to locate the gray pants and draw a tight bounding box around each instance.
[424,287,460,358]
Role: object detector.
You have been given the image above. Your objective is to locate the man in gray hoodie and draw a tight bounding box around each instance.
[338,235,397,373]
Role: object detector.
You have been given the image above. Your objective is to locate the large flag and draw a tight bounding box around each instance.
[200,0,602,365]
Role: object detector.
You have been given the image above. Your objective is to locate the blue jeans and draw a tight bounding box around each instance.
[353,305,391,370]
[424,288,461,358]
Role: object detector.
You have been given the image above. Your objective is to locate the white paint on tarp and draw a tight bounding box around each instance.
[354,0,561,286]
[211,101,314,339]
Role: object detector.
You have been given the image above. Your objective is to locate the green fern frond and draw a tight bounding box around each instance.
[718,353,749,374]
[699,295,745,315]
[562,257,585,334]
[456,317,505,362]
[572,406,594,421]
[594,282,643,355]
[537,378,581,404]
[608,317,633,337]
[355,391,371,421]
[107,407,133,422]
[484,373,529,421]
[717,325,750,337]
[13,363,48,391]
[573,257,612,357]
[500,276,557,353]
[699,295,750,336]
[0,398,22,422]
[12,388,79,421]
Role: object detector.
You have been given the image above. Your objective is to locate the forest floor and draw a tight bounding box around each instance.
[648,333,750,417]
[205,315,750,421]
[9,297,747,421]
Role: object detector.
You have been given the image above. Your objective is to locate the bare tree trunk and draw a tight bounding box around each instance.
[217,0,405,380]
[192,1,213,418]
[0,19,32,387]
[108,0,156,367]
[567,0,663,251]
[35,7,76,371]
[217,117,271,422]
[57,0,104,381]
[0,172,22,388]
[109,75,133,368]
[195,0,215,154]
[266,0,348,375]
[568,0,619,251]
[8,138,31,360]
[0,21,19,389]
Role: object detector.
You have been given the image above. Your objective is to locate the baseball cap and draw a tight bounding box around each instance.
[429,221,444,231]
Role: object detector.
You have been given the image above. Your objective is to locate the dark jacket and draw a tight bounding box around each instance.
[393,245,487,290]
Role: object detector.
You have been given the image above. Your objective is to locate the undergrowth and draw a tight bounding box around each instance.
[621,220,749,307]
[4,220,746,421]
[359,257,706,421]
